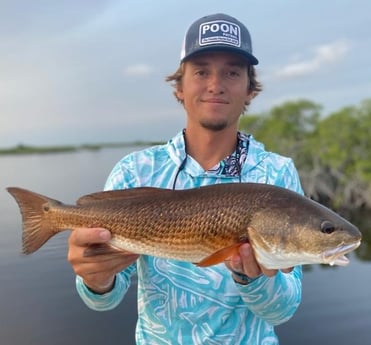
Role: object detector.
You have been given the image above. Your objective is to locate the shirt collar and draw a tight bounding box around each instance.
[167,130,250,177]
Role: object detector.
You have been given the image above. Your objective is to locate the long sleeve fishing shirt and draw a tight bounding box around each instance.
[76,131,304,345]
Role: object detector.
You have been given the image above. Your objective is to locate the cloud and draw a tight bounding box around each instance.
[275,40,350,79]
[123,64,153,77]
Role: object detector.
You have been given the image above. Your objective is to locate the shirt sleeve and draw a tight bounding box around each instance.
[234,266,302,325]
[76,263,137,311]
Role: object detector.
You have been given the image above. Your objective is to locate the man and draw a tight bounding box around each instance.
[68,13,303,344]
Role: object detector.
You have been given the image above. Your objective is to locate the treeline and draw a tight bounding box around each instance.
[239,98,371,214]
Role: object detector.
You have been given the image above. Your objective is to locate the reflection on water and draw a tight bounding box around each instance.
[0,148,370,345]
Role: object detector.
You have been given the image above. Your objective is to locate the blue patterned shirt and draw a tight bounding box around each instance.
[76,131,303,344]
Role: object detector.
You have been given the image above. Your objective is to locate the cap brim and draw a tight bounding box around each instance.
[182,46,259,65]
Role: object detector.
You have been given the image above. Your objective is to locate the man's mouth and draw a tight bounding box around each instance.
[201,98,229,104]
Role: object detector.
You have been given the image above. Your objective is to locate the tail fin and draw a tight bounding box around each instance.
[7,187,61,254]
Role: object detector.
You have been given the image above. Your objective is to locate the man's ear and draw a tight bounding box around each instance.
[176,88,184,102]
[245,89,257,103]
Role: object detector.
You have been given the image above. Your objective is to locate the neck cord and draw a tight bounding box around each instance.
[172,130,242,190]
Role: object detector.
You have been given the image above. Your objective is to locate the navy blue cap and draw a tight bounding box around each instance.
[180,13,259,65]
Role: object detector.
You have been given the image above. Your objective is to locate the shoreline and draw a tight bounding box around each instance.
[0,141,164,156]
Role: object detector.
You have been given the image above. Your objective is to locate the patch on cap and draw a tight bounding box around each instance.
[199,20,241,48]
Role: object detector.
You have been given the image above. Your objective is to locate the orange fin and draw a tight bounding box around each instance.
[7,187,64,254]
[196,243,243,267]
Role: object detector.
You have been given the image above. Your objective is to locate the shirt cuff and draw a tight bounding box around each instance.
[76,274,128,311]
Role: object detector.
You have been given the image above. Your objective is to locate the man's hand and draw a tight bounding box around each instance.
[68,227,139,294]
[225,243,293,283]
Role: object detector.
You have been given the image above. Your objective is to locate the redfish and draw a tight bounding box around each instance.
[7,183,362,269]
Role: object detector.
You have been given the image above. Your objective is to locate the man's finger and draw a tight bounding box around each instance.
[238,244,262,277]
[70,227,111,247]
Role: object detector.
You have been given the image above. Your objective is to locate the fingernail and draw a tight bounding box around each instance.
[240,245,250,256]
[99,230,110,241]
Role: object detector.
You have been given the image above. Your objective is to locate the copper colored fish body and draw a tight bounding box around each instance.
[7,183,362,269]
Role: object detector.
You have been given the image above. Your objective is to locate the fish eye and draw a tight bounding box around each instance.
[321,220,335,234]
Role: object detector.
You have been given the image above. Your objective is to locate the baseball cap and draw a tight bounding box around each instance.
[180,13,259,65]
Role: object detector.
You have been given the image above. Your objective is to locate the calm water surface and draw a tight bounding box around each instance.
[1,148,370,345]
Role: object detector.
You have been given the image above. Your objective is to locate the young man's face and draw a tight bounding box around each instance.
[176,51,255,132]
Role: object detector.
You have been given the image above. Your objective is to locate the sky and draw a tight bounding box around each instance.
[0,0,370,147]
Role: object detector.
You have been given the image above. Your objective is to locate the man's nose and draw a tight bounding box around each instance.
[207,73,225,94]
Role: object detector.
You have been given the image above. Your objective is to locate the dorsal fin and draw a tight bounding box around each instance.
[76,187,173,205]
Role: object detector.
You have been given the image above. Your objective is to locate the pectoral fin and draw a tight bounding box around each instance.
[196,243,243,267]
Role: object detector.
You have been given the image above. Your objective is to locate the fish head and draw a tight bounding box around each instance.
[247,191,362,269]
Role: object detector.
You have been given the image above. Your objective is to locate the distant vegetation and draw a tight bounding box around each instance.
[239,98,371,214]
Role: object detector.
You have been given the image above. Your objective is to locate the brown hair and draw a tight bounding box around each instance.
[165,63,262,110]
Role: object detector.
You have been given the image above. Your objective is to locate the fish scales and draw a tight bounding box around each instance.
[74,187,249,259]
[7,183,362,268]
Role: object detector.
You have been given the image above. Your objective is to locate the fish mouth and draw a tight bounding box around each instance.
[322,241,361,266]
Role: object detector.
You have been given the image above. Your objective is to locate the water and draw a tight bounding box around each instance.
[1,148,370,345]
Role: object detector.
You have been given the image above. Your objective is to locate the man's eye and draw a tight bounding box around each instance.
[227,71,240,78]
[195,70,206,76]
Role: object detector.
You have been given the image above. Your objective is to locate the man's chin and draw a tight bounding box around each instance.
[200,121,228,132]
